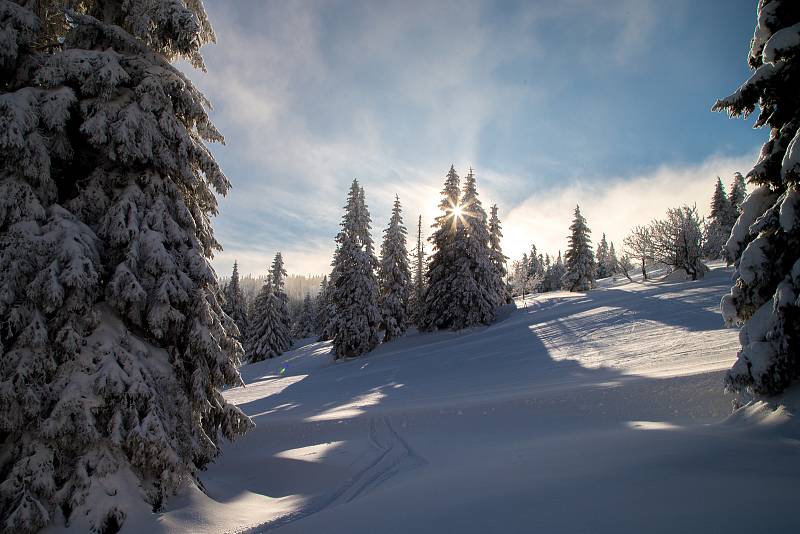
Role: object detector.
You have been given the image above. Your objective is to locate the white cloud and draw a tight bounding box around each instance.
[502,151,757,261]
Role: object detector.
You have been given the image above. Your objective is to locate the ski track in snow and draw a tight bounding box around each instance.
[247,416,427,532]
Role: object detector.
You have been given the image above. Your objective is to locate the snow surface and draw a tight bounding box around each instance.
[129,264,800,533]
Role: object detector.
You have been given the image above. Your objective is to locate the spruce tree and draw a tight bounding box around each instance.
[488,204,509,303]
[269,251,292,349]
[330,180,381,357]
[315,275,334,340]
[729,172,747,218]
[705,177,735,258]
[562,205,596,291]
[0,2,252,531]
[410,215,426,324]
[223,261,249,342]
[247,276,290,361]
[713,0,800,394]
[292,293,316,339]
[549,251,566,290]
[421,166,464,329]
[710,176,732,221]
[608,241,620,275]
[378,196,411,342]
[457,168,501,325]
[595,233,610,278]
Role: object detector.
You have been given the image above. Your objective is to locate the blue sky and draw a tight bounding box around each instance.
[189,0,763,276]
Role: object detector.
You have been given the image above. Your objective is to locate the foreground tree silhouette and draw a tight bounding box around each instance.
[0,1,251,531]
[714,0,800,395]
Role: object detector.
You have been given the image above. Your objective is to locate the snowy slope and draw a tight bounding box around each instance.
[150,264,800,533]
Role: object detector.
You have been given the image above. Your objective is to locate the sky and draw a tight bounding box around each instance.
[188,0,764,277]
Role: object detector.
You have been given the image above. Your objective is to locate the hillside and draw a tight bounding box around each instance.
[151,264,800,533]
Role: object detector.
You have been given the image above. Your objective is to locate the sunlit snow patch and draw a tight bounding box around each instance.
[626,420,681,431]
[305,387,388,421]
[224,374,308,405]
[274,441,347,463]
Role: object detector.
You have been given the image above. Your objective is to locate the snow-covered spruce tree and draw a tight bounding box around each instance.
[378,196,411,342]
[421,166,463,329]
[729,172,747,217]
[247,276,289,361]
[222,261,248,342]
[562,206,596,291]
[314,275,334,340]
[292,293,316,339]
[529,249,547,293]
[595,233,610,279]
[548,251,566,290]
[713,0,800,395]
[488,204,509,303]
[624,225,654,280]
[0,2,252,531]
[410,215,426,325]
[269,251,292,350]
[651,205,708,280]
[456,169,501,325]
[607,241,620,275]
[705,177,735,259]
[331,181,381,358]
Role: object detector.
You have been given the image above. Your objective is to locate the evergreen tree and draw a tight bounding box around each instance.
[330,180,381,357]
[729,172,747,217]
[710,177,732,221]
[0,2,253,531]
[595,233,610,278]
[705,177,735,258]
[421,166,464,329]
[549,251,566,290]
[488,204,509,303]
[562,205,596,291]
[315,276,335,340]
[292,293,316,339]
[510,253,532,300]
[269,251,292,348]
[378,195,411,342]
[527,244,545,292]
[608,241,620,275]
[455,168,500,325]
[713,0,800,394]
[247,276,290,361]
[223,261,249,342]
[410,215,426,324]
